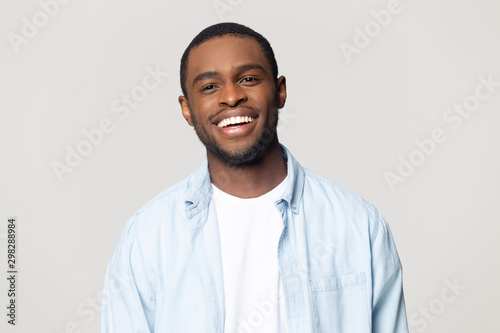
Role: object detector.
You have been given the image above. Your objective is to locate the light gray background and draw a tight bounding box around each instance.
[1,0,499,332]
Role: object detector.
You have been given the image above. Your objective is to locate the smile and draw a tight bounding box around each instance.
[217,116,255,128]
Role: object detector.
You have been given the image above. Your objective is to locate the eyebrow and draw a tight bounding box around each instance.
[234,64,266,74]
[191,64,266,87]
[192,71,221,87]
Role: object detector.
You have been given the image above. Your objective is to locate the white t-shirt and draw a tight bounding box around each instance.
[211,177,289,333]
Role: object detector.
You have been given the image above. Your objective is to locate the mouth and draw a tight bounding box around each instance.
[213,114,258,137]
[216,116,255,128]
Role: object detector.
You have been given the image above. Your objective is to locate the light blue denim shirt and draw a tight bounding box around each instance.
[101,144,408,333]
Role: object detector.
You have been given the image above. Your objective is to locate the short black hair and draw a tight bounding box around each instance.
[180,22,279,98]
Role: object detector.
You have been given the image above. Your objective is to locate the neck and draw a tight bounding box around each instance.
[207,139,287,198]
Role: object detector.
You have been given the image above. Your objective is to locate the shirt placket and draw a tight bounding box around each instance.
[276,201,307,333]
[187,204,225,333]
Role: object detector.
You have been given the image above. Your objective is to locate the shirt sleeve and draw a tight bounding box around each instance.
[101,216,156,333]
[370,211,409,333]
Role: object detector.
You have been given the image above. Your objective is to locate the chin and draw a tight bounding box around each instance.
[211,141,267,165]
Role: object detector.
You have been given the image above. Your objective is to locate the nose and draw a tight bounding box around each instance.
[218,83,247,107]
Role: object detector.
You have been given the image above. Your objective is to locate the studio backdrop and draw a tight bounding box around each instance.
[1,0,499,332]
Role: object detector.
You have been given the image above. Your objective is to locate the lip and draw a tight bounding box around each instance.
[211,108,259,126]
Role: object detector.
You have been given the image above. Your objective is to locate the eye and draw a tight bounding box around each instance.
[200,84,219,94]
[202,84,215,91]
[240,77,258,85]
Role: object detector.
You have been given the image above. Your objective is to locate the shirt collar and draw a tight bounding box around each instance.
[184,143,304,218]
[278,144,304,214]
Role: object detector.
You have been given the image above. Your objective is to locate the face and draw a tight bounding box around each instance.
[179,35,286,165]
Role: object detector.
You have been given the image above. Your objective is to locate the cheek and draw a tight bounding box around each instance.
[189,100,213,120]
[250,88,276,107]
[257,84,278,105]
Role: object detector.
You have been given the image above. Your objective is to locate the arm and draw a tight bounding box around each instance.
[371,212,409,333]
[101,216,156,333]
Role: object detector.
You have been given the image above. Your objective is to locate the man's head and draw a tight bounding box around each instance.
[180,22,279,99]
[178,23,286,166]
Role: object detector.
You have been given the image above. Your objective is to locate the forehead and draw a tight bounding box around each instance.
[186,35,271,80]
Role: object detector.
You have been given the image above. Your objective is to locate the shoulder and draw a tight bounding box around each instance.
[301,167,382,241]
[302,167,376,213]
[137,177,189,214]
[113,171,199,266]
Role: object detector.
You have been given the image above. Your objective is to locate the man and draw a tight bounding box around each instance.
[101,22,409,333]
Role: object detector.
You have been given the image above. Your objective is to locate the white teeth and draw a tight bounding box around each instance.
[217,116,254,128]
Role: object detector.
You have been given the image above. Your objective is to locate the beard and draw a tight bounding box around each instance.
[191,103,279,166]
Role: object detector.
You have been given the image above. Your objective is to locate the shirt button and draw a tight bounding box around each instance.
[291,203,297,210]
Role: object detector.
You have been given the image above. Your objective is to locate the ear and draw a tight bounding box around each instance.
[276,76,287,109]
[178,95,194,126]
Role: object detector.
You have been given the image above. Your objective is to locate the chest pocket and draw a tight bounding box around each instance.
[309,272,369,333]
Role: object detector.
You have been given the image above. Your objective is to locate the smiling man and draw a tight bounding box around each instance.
[101,23,409,333]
